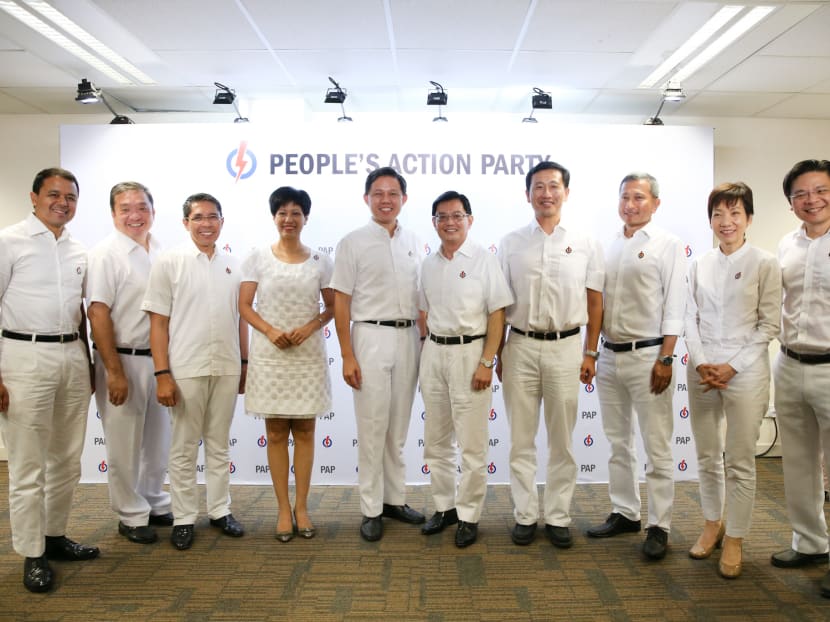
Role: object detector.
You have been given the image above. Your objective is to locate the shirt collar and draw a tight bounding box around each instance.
[25,212,69,240]
[368,218,400,238]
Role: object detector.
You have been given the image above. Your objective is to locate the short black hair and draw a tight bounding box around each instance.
[364,166,407,196]
[182,192,222,218]
[32,167,79,194]
[431,190,471,216]
[783,159,830,203]
[525,161,570,192]
[707,182,754,220]
[269,186,311,217]
[109,181,154,212]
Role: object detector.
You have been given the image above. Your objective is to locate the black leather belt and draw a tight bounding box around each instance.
[603,337,664,352]
[1,329,79,343]
[361,319,416,328]
[429,334,485,345]
[511,326,580,341]
[781,345,830,365]
[93,343,152,357]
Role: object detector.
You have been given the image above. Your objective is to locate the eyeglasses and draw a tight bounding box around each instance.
[789,187,829,203]
[433,212,469,223]
[187,214,222,223]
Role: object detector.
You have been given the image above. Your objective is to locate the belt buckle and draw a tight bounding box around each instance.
[395,319,408,328]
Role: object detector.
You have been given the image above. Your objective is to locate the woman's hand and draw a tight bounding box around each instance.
[265,325,292,349]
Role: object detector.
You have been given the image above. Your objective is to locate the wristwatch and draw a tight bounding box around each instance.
[479,356,495,369]
[584,349,600,360]
[658,355,674,366]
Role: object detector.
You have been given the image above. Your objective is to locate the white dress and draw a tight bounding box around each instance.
[241,247,333,418]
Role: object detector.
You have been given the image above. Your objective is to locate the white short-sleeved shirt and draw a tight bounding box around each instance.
[778,226,830,353]
[684,243,782,372]
[0,213,86,334]
[329,220,423,321]
[87,231,161,349]
[602,222,687,342]
[500,221,605,332]
[420,238,514,336]
[141,242,241,379]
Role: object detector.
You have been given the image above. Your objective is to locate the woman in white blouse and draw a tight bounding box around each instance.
[684,182,782,578]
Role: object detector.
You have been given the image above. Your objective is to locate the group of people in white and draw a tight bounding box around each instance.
[0,159,828,600]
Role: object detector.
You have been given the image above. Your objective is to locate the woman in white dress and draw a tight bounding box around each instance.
[684,182,781,578]
[239,187,334,542]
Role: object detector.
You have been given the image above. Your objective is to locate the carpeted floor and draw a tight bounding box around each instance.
[1,458,828,621]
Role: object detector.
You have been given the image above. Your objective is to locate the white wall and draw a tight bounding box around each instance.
[1,111,825,462]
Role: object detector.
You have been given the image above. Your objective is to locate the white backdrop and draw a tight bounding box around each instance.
[60,121,712,486]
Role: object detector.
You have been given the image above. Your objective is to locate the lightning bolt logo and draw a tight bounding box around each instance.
[226,141,257,181]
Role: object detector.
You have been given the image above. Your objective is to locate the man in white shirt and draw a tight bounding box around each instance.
[769,159,830,598]
[331,167,426,542]
[498,161,604,548]
[87,181,172,545]
[419,191,513,547]
[586,172,686,561]
[142,193,248,551]
[0,167,99,593]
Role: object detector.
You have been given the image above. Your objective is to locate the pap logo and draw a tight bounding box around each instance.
[681,353,689,366]
[229,462,237,474]
[584,383,595,393]
[487,462,497,474]
[98,460,108,473]
[488,408,497,421]
[322,435,333,448]
[226,140,257,181]
[488,244,497,254]
[424,243,431,255]
[421,464,430,475]
[679,406,689,419]
[324,326,331,339]
[685,245,693,258]
[678,459,688,472]
[257,435,267,448]
[583,434,594,447]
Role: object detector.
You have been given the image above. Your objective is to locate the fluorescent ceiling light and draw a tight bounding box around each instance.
[23,0,156,84]
[671,6,776,84]
[639,5,744,88]
[0,0,131,84]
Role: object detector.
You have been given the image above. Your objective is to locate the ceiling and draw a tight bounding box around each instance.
[0,0,829,122]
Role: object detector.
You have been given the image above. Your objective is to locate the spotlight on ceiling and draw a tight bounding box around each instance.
[644,82,686,126]
[427,81,448,122]
[522,87,552,123]
[324,76,352,122]
[75,78,134,124]
[213,82,249,122]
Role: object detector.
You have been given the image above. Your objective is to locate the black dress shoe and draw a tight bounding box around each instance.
[511,522,536,546]
[771,548,830,568]
[171,525,194,550]
[455,521,478,548]
[360,515,383,542]
[821,570,830,598]
[210,513,244,537]
[643,526,668,560]
[382,503,426,524]
[545,525,573,549]
[23,555,53,593]
[118,521,158,544]
[586,512,642,538]
[148,512,174,526]
[44,535,100,561]
[421,508,459,535]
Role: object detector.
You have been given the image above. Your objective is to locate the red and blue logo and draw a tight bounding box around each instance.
[488,408,497,421]
[678,459,688,472]
[229,462,237,474]
[257,435,267,448]
[98,460,108,473]
[583,434,594,447]
[226,141,257,181]
[685,244,693,258]
[681,353,689,366]
[487,462,497,474]
[421,464,430,475]
[679,406,689,419]
[584,383,595,393]
[322,435,333,448]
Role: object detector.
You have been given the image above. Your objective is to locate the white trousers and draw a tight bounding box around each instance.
[94,351,171,526]
[503,332,581,527]
[0,338,91,557]
[774,353,830,555]
[597,347,674,530]
[351,322,419,517]
[168,375,238,525]
[420,340,491,523]
[687,350,768,537]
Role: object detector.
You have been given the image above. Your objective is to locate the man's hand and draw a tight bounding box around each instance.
[696,363,735,392]
[472,364,493,392]
[650,361,673,394]
[580,355,597,385]
[107,369,129,406]
[342,354,362,390]
[0,382,9,412]
[156,374,178,407]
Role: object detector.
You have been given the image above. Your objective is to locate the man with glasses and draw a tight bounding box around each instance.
[419,191,513,547]
[87,181,173,546]
[142,193,248,551]
[769,159,830,598]
[0,167,98,593]
[331,167,426,542]
[586,172,686,561]
[498,161,604,549]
